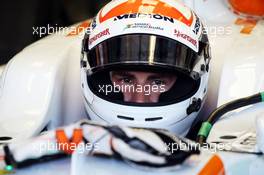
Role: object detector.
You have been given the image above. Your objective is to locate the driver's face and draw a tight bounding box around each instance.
[110,71,177,103]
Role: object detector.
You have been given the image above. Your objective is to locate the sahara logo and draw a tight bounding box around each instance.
[174,29,197,48]
[124,23,164,31]
[114,13,175,24]
[88,28,110,45]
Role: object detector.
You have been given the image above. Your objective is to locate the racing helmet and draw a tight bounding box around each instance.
[80,0,211,136]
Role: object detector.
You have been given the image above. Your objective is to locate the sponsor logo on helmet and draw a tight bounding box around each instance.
[174,29,197,48]
[99,0,194,26]
[91,18,97,29]
[89,28,110,45]
[114,13,175,24]
[192,16,201,35]
[124,23,164,31]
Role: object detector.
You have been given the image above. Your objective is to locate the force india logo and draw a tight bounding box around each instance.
[174,29,197,48]
[114,13,175,24]
[89,28,110,45]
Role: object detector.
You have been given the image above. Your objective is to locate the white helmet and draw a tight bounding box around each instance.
[80,0,211,136]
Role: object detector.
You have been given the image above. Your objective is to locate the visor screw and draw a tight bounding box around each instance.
[81,60,87,67]
[206,65,209,72]
[187,98,202,115]
[201,64,206,72]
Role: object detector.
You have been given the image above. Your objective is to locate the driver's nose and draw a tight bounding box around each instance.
[131,91,149,103]
[123,90,161,103]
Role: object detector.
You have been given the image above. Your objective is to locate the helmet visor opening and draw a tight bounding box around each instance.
[87,66,200,107]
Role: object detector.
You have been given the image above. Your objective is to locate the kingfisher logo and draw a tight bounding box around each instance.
[174,29,197,48]
[89,28,110,45]
[114,13,175,24]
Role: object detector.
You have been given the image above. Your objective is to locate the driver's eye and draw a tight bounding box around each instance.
[152,79,165,86]
[121,77,133,84]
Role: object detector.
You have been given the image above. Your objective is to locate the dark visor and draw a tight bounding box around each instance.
[86,34,201,77]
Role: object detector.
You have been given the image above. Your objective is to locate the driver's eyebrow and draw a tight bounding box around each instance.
[111,71,135,78]
[147,75,163,81]
[147,74,172,80]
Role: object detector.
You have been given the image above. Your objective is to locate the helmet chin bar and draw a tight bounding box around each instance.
[84,100,200,136]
